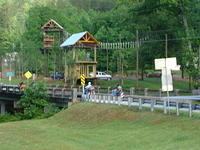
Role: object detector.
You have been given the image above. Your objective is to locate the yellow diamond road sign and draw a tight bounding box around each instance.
[25,71,32,79]
[80,74,86,86]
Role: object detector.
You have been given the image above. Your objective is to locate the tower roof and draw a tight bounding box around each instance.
[60,31,99,47]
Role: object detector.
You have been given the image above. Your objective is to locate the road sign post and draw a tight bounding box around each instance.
[24,71,33,85]
[80,74,86,94]
[155,57,180,114]
[6,72,14,84]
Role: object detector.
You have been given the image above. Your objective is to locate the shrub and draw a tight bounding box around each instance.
[18,81,50,119]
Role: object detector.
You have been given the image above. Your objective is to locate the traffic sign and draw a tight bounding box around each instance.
[6,72,14,77]
[80,74,86,87]
[24,71,32,79]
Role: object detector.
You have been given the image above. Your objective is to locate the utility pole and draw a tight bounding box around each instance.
[106,40,109,72]
[136,30,139,88]
[165,34,170,114]
[119,34,124,85]
[198,46,200,73]
[10,43,15,72]
[64,49,67,83]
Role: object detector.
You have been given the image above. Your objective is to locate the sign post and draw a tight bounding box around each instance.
[24,71,33,85]
[80,74,86,94]
[6,72,14,84]
[155,57,180,114]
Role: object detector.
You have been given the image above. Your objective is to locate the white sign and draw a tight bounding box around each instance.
[155,57,180,92]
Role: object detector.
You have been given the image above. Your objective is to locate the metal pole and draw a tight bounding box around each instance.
[136,30,139,88]
[119,34,124,85]
[64,49,67,83]
[198,46,200,73]
[165,34,170,114]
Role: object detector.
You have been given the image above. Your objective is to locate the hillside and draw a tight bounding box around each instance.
[0,103,200,150]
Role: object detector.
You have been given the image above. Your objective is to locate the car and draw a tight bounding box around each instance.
[90,72,112,80]
[50,72,64,80]
[146,72,161,78]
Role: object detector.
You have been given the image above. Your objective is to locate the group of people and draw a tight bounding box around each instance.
[19,81,36,88]
[112,84,123,97]
[84,82,95,95]
[84,82,123,97]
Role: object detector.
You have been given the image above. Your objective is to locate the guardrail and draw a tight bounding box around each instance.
[82,93,200,118]
[0,85,77,101]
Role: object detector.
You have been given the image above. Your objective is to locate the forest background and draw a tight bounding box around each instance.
[0,0,200,88]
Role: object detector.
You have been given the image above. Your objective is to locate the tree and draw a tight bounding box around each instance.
[18,81,49,119]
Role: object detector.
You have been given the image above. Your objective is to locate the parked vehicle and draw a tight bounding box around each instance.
[90,72,112,80]
[146,72,161,78]
[50,72,64,80]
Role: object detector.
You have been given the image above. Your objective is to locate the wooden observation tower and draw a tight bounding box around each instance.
[60,31,100,83]
[41,19,65,76]
[41,19,64,49]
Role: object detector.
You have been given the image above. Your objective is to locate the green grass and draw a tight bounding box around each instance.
[97,78,189,90]
[1,103,200,150]
[0,78,63,85]
[0,77,190,90]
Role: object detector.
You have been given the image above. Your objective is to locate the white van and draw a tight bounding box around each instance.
[90,72,112,80]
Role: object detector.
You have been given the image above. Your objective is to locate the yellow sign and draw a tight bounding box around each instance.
[25,71,32,79]
[80,74,86,86]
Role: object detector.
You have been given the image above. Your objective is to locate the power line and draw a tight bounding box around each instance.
[0,35,200,51]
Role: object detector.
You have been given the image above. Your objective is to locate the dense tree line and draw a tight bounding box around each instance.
[0,0,199,88]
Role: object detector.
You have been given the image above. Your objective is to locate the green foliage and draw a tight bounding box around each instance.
[0,113,22,123]
[0,0,199,88]
[18,81,50,119]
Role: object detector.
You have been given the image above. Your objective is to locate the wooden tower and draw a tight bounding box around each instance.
[41,19,64,49]
[60,31,100,83]
[41,19,65,76]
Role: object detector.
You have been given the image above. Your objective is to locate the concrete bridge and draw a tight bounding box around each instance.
[0,85,78,115]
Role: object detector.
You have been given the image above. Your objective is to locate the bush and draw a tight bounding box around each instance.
[0,113,22,123]
[18,81,50,119]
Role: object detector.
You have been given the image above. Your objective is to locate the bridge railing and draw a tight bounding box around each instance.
[0,85,22,94]
[82,93,197,117]
[79,86,195,96]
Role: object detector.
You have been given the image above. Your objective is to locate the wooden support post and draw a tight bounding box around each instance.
[176,102,179,116]
[189,103,192,117]
[72,88,77,103]
[164,101,167,114]
[94,46,97,62]
[72,47,76,60]
[61,88,65,98]
[139,98,142,110]
[53,88,56,97]
[151,99,154,112]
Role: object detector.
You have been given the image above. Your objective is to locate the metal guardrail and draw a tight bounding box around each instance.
[82,93,200,118]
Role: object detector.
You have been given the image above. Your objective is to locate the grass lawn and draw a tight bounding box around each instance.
[1,103,200,150]
[97,78,189,90]
[0,78,63,85]
[0,77,190,90]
